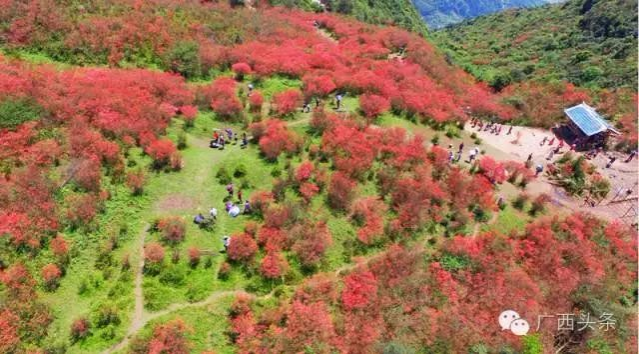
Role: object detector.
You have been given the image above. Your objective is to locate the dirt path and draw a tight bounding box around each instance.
[466,124,637,221]
[104,224,148,354]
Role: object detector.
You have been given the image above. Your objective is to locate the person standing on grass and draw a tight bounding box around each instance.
[238,189,243,203]
[226,183,234,197]
[222,236,231,253]
[209,207,218,220]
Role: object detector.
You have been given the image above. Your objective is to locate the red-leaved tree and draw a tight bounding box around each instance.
[273,89,302,116]
[41,263,61,290]
[255,119,302,160]
[147,318,192,354]
[328,171,356,211]
[227,233,258,263]
[157,216,186,245]
[260,250,289,279]
[359,94,390,122]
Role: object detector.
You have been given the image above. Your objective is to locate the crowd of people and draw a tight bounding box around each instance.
[211,128,249,150]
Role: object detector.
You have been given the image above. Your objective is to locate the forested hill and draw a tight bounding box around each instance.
[432,0,638,91]
[412,0,555,28]
[268,0,428,33]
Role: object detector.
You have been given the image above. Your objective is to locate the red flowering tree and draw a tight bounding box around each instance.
[250,190,275,216]
[256,119,302,160]
[478,156,507,184]
[227,233,258,263]
[73,156,102,192]
[145,242,165,265]
[257,226,287,251]
[0,309,19,353]
[50,234,69,261]
[299,182,320,203]
[232,62,252,81]
[179,105,198,127]
[295,161,315,182]
[359,94,390,121]
[188,247,201,267]
[208,77,243,120]
[391,171,446,231]
[283,300,337,352]
[290,221,332,267]
[273,89,302,116]
[341,268,378,310]
[41,263,61,290]
[145,138,177,169]
[302,74,336,100]
[71,317,90,341]
[248,90,264,113]
[328,172,356,211]
[147,318,192,354]
[157,216,186,245]
[350,197,387,244]
[321,120,378,178]
[65,193,98,229]
[126,169,146,196]
[260,250,289,279]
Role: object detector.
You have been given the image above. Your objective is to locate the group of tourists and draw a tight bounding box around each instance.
[211,129,248,150]
[469,118,512,136]
[444,141,482,165]
[225,182,251,216]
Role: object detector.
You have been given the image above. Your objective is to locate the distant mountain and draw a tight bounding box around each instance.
[413,0,558,28]
[432,0,638,90]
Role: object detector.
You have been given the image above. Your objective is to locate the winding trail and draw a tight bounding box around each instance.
[104,224,148,354]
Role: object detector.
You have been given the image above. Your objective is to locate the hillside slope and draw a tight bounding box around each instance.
[269,0,429,33]
[413,0,554,28]
[432,0,638,90]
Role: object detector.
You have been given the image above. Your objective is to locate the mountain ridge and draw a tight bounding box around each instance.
[413,0,560,28]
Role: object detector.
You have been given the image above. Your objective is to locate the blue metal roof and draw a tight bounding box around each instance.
[564,103,618,137]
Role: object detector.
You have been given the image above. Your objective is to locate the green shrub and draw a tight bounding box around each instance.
[93,303,120,328]
[164,41,201,78]
[0,98,43,130]
[159,264,186,286]
[177,131,187,150]
[216,166,232,185]
[522,334,544,354]
[512,193,529,210]
[234,163,248,178]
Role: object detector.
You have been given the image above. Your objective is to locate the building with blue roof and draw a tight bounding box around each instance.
[564,102,619,150]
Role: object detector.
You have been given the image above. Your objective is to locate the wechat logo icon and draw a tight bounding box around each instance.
[499,310,530,336]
